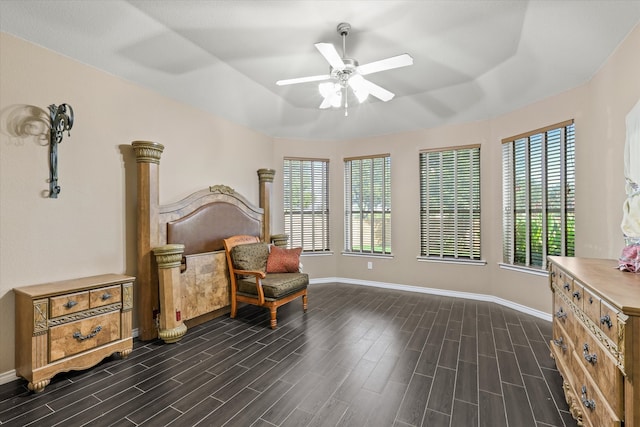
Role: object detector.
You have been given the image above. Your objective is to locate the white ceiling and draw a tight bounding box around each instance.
[1,0,639,140]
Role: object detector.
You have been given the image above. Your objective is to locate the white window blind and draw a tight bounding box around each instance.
[502,121,575,269]
[419,145,481,260]
[283,158,330,252]
[344,154,391,254]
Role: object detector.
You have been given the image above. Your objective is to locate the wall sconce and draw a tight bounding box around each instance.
[48,103,74,198]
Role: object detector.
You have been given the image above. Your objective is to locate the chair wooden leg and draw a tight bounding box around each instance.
[230,296,237,319]
[302,294,308,312]
[269,307,277,329]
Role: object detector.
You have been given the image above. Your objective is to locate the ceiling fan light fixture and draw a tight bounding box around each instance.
[349,75,370,103]
[319,82,342,108]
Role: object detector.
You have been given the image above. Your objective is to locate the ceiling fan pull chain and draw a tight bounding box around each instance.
[344,88,349,116]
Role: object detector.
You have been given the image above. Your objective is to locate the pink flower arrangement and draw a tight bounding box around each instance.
[619,244,640,273]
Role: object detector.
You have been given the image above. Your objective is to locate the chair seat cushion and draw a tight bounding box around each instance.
[237,272,308,300]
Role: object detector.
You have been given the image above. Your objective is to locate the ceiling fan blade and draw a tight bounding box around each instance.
[315,43,345,71]
[358,77,395,102]
[276,74,330,86]
[348,75,369,103]
[357,54,414,76]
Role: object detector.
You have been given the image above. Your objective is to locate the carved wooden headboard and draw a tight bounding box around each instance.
[131,141,275,342]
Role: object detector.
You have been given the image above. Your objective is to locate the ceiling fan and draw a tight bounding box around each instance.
[276,22,413,114]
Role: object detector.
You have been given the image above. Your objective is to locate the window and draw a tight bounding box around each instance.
[419,145,481,260]
[502,120,575,270]
[344,154,391,254]
[283,158,330,252]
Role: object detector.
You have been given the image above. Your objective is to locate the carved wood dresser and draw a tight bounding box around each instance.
[548,256,640,427]
[14,274,134,392]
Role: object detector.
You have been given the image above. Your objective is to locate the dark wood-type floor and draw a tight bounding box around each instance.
[0,282,578,427]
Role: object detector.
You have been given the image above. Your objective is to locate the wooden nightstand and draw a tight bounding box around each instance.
[14,274,134,392]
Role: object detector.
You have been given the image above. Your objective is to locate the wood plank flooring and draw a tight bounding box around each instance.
[0,283,578,426]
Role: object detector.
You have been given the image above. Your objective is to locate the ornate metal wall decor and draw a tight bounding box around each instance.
[48,103,74,198]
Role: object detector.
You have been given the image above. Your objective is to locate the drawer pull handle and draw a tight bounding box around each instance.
[600,314,613,329]
[73,325,102,341]
[563,283,570,291]
[583,344,597,364]
[552,337,567,351]
[555,308,567,319]
[581,385,596,410]
[64,300,77,309]
[101,293,112,301]
[588,296,593,304]
[572,290,581,300]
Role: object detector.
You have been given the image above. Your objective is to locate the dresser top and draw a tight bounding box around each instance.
[13,273,135,298]
[548,256,640,316]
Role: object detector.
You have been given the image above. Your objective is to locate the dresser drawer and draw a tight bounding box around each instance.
[573,327,623,417]
[50,291,90,318]
[570,352,621,427]
[553,290,576,340]
[569,281,585,310]
[49,311,121,362]
[582,287,601,327]
[551,319,573,368]
[599,299,622,348]
[551,264,574,298]
[89,284,122,308]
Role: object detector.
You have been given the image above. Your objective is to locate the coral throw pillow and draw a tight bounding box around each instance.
[267,246,302,273]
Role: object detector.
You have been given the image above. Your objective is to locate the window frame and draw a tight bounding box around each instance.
[283,157,330,252]
[501,120,575,272]
[344,154,392,255]
[419,144,482,262]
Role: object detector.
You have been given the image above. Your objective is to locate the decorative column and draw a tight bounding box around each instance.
[153,244,187,343]
[132,141,164,340]
[257,168,275,243]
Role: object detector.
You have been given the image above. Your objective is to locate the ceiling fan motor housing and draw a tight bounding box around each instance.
[337,22,351,36]
[332,58,358,85]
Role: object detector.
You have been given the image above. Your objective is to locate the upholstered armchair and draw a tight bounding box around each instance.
[223,235,308,328]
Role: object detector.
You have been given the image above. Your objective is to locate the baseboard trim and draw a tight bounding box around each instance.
[0,370,16,387]
[310,277,551,322]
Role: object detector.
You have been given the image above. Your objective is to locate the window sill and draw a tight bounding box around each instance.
[417,257,487,266]
[341,252,394,259]
[498,263,549,277]
[301,251,334,257]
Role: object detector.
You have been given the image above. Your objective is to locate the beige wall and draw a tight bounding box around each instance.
[1,22,639,379]
[0,33,273,375]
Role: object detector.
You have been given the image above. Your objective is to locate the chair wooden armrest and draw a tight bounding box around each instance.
[233,270,266,279]
[233,269,266,304]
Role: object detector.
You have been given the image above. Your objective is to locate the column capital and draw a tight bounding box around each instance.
[132,141,164,164]
[257,168,276,183]
[153,244,185,269]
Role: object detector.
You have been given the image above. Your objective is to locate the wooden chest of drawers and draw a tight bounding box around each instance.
[548,256,640,427]
[14,274,134,393]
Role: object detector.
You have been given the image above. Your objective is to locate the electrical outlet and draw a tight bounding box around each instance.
[367,261,373,270]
